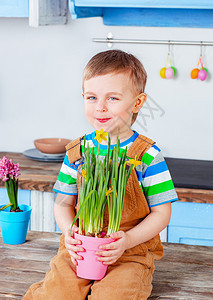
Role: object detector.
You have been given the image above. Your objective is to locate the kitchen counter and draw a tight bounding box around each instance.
[0,152,213,203]
[0,152,61,193]
[0,152,212,243]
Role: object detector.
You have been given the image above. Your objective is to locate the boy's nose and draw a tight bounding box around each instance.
[96,100,108,112]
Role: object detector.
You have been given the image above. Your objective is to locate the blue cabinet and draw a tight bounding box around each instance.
[0,0,28,17]
[168,202,213,247]
[69,0,213,27]
[74,0,213,9]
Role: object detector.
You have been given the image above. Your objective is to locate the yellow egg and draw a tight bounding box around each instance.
[160,67,166,78]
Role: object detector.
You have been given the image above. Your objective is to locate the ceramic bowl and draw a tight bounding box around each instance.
[34,138,71,154]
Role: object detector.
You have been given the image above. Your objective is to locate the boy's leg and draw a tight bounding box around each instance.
[23,234,92,300]
[89,261,154,300]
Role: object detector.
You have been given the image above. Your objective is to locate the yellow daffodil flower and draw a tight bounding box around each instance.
[95,129,108,144]
[105,187,113,197]
[129,155,141,170]
[82,169,87,181]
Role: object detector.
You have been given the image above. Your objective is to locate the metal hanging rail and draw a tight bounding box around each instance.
[93,34,213,47]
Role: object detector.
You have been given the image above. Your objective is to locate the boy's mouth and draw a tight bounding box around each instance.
[97,118,111,123]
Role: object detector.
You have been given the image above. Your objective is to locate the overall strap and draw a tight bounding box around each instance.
[66,134,155,164]
[65,136,83,164]
[127,134,155,160]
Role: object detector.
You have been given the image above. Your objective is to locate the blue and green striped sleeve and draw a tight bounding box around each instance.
[53,153,78,195]
[140,145,178,207]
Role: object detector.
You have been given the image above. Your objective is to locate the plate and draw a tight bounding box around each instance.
[23,148,65,162]
[37,151,65,158]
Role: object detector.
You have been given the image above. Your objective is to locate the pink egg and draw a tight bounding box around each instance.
[165,68,174,79]
[198,69,207,81]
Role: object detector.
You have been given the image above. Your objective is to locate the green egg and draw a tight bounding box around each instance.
[203,67,208,73]
[171,66,177,76]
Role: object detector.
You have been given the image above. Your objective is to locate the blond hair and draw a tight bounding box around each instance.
[83,50,147,125]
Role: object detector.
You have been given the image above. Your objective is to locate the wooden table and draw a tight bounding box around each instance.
[0,231,212,299]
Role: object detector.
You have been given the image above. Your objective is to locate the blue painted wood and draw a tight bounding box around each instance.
[0,0,28,17]
[75,0,213,9]
[53,193,62,233]
[169,202,213,228]
[69,0,102,19]
[0,188,9,203]
[168,202,213,246]
[0,188,30,206]
[55,223,62,233]
[70,1,213,27]
[168,226,213,246]
[0,188,31,229]
[103,8,213,28]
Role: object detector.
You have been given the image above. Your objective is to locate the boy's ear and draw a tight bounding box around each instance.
[132,93,147,113]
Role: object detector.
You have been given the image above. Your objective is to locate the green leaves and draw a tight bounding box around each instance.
[0,203,12,211]
[71,133,134,237]
[107,141,134,235]
[5,177,19,211]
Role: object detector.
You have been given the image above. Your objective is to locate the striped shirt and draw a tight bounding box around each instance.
[53,131,178,207]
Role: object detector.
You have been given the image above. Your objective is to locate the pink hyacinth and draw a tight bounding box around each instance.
[0,156,21,181]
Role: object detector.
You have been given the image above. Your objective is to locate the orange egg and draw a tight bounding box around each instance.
[160,67,166,78]
[191,68,199,79]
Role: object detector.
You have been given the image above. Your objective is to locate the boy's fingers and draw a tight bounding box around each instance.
[96,249,115,257]
[103,260,116,265]
[97,255,117,265]
[110,231,124,239]
[72,226,79,233]
[99,242,116,250]
[71,238,82,245]
[68,225,79,237]
[71,256,77,266]
[66,235,81,245]
[66,244,84,252]
[68,250,83,261]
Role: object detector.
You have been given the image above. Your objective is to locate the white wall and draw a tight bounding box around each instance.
[0,16,212,160]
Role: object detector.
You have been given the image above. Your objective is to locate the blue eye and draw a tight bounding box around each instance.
[108,97,118,101]
[87,96,96,100]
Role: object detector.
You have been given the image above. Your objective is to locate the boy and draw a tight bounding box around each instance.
[24,50,178,299]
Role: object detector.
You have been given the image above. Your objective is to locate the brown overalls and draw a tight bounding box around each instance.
[23,134,163,300]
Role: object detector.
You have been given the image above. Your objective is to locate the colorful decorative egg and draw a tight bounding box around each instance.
[160,67,166,78]
[165,67,174,79]
[191,68,199,79]
[198,69,207,81]
[171,66,177,76]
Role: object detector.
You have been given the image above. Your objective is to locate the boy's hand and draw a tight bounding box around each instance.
[64,224,84,266]
[96,231,130,265]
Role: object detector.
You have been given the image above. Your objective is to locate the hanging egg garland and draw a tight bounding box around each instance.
[191,55,208,81]
[160,52,176,79]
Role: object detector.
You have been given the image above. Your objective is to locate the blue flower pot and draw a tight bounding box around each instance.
[0,204,32,245]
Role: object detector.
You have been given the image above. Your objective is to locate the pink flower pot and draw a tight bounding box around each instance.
[74,233,114,280]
